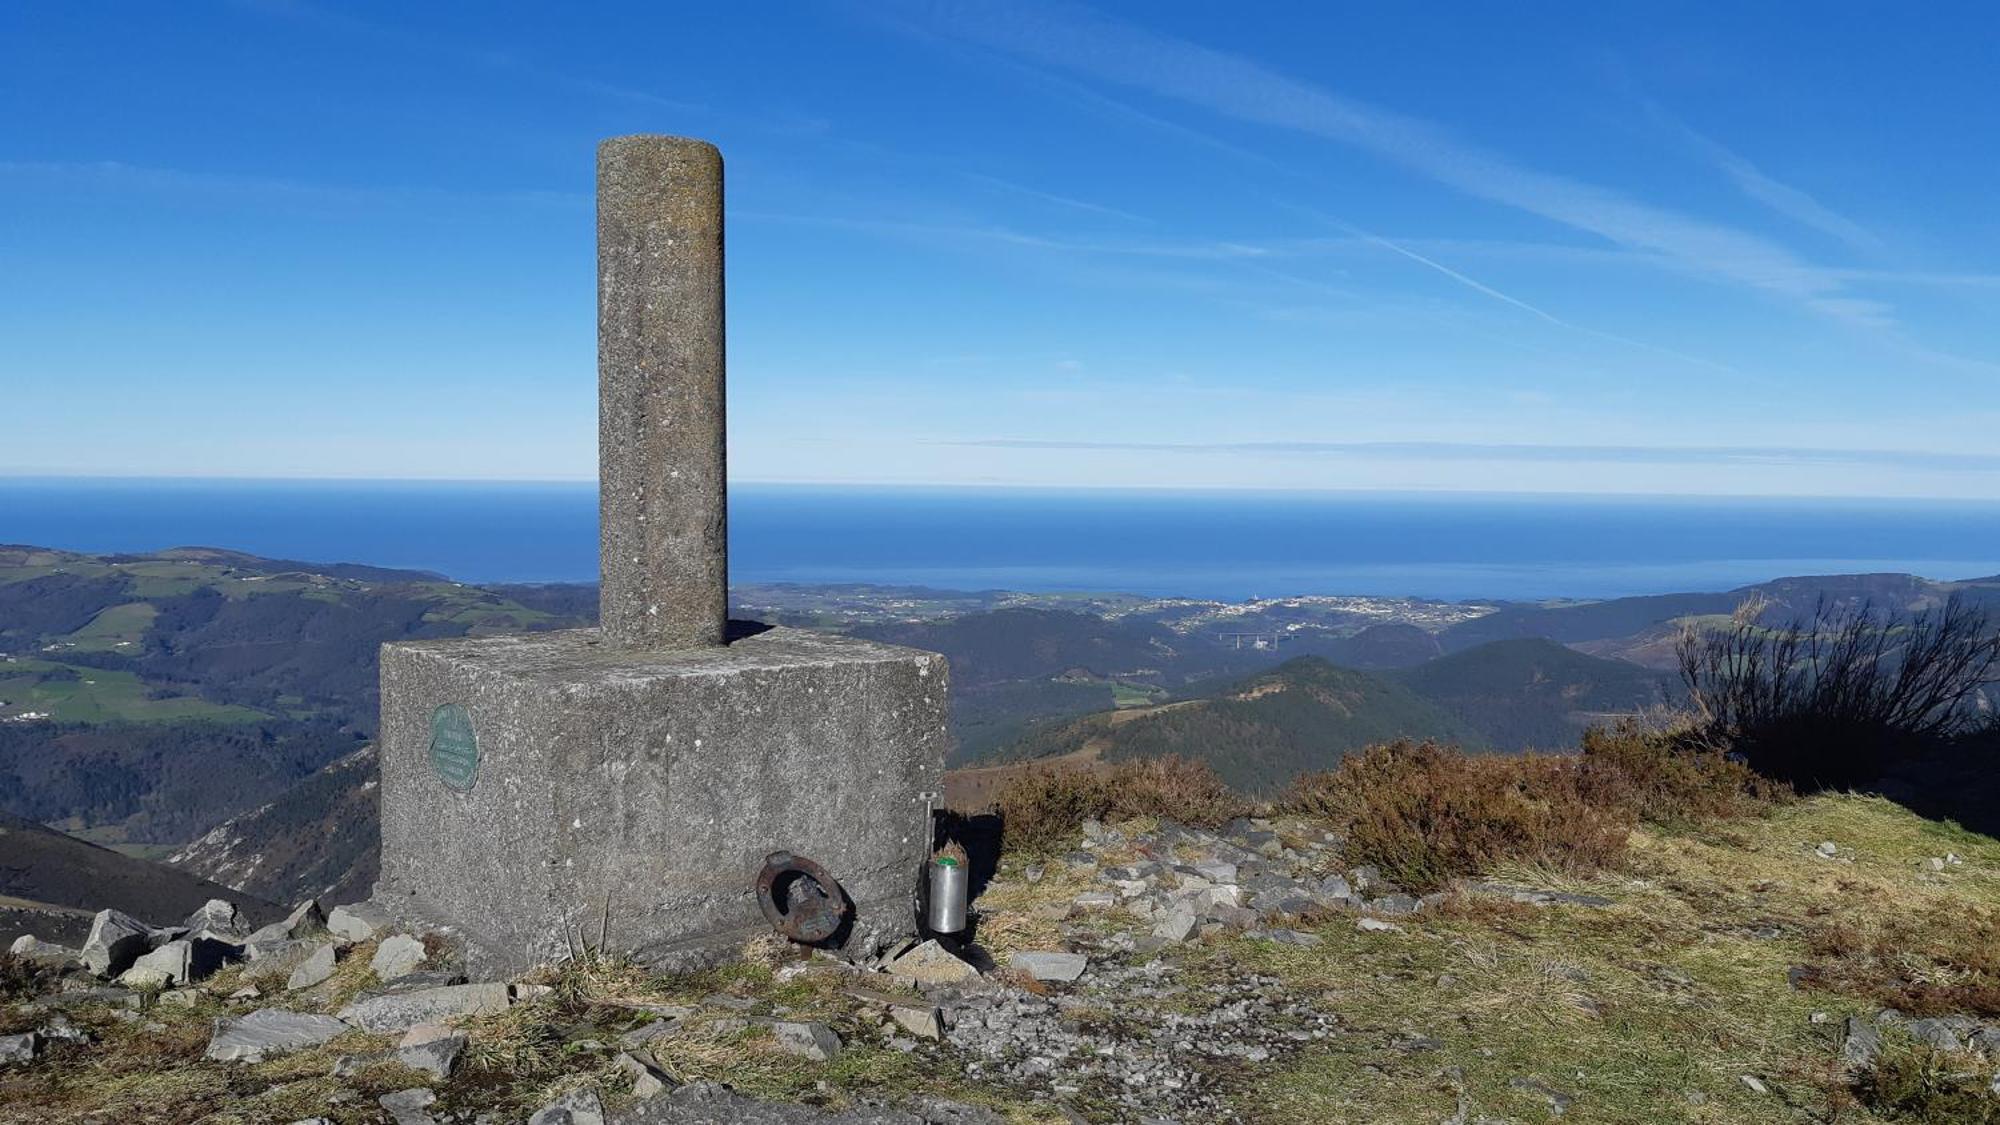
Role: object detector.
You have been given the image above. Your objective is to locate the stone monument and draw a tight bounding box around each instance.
[372,135,950,972]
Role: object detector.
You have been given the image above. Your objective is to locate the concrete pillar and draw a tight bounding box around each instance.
[596,135,728,649]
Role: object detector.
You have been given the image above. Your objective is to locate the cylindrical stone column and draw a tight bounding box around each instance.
[597,135,728,649]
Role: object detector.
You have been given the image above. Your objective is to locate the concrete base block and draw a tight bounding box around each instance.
[373,625,949,974]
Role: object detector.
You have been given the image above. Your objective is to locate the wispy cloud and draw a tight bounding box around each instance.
[0,160,585,211]
[885,1,1898,330]
[945,438,2000,473]
[1648,103,1882,252]
[962,171,1150,223]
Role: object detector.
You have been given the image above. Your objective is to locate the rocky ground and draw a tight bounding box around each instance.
[6,795,2000,1123]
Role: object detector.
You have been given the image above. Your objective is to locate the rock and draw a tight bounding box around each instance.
[527,1088,606,1125]
[1925,857,1947,872]
[37,1015,88,1045]
[119,937,233,989]
[338,982,511,1032]
[1740,1075,1769,1095]
[184,899,247,938]
[1356,917,1403,933]
[285,1119,334,1125]
[1841,1016,1881,1068]
[1510,1077,1575,1115]
[1369,894,1422,916]
[1263,929,1323,947]
[887,940,979,985]
[1154,908,1198,943]
[889,1002,942,1039]
[0,1033,36,1065]
[204,1009,350,1062]
[1908,1017,1964,1051]
[396,1025,466,1079]
[326,901,393,943]
[772,1021,842,1062]
[379,1087,437,1125]
[615,1050,673,1098]
[158,988,202,1009]
[1316,874,1354,901]
[287,943,339,991]
[81,909,154,978]
[1071,891,1117,911]
[371,934,428,980]
[246,899,327,946]
[1192,859,1239,883]
[1815,841,1839,858]
[1010,951,1088,982]
[9,935,81,968]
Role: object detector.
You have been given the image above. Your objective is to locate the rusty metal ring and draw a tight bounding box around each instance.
[755,851,849,944]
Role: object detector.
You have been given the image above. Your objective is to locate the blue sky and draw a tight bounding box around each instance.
[4,1,1998,497]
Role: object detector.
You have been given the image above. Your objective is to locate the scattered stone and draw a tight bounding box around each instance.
[0,1033,36,1065]
[81,909,153,978]
[287,943,339,991]
[1369,893,1422,916]
[231,985,262,1001]
[1466,882,1616,909]
[396,1025,466,1079]
[527,1087,606,1125]
[1356,917,1403,933]
[379,1087,437,1125]
[204,1009,350,1062]
[1740,1075,1769,1095]
[1925,857,1947,872]
[614,1050,673,1099]
[1154,908,1198,943]
[1071,891,1117,912]
[1010,951,1088,982]
[371,934,428,980]
[1815,841,1839,858]
[886,940,979,985]
[772,1021,842,1062]
[513,983,557,1002]
[338,982,511,1031]
[158,988,202,1009]
[326,901,393,943]
[1260,929,1323,946]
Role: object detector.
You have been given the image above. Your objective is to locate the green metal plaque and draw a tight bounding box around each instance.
[428,704,479,791]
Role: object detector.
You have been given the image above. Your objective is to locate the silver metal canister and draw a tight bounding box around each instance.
[926,857,969,934]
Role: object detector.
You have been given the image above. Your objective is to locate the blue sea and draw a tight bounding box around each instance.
[4,478,2000,602]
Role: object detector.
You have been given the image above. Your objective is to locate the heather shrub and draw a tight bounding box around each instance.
[1302,739,1636,893]
[998,755,1244,850]
[1579,718,1788,825]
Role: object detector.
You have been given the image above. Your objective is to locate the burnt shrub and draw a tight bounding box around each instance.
[998,755,1244,851]
[1678,594,1999,790]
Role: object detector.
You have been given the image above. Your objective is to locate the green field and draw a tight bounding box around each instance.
[0,659,265,724]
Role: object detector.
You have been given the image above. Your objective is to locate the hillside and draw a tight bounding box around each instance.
[1390,637,1673,751]
[999,657,1481,794]
[0,811,278,946]
[167,747,380,907]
